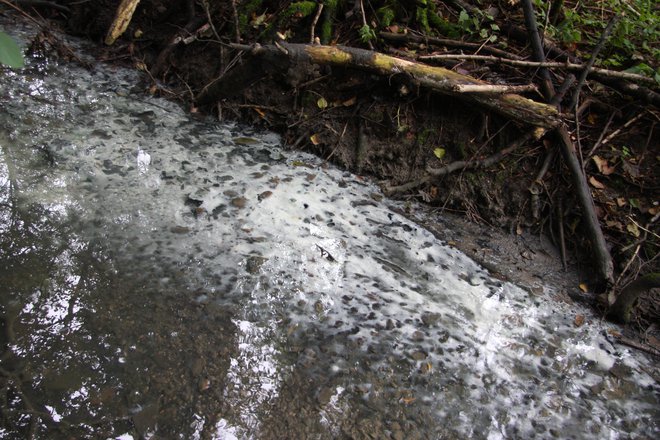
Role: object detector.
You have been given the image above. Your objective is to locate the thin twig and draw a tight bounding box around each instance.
[451,83,539,94]
[151,15,207,78]
[616,242,642,287]
[310,3,323,44]
[384,128,540,195]
[534,148,556,182]
[575,96,585,170]
[587,112,616,158]
[558,195,567,270]
[418,54,656,84]
[613,334,660,357]
[358,0,373,50]
[569,16,619,110]
[14,0,70,13]
[521,0,554,100]
[379,31,523,60]
[599,112,645,147]
[325,120,349,162]
[627,214,660,241]
[0,0,45,26]
[231,0,241,43]
[202,0,221,42]
[637,121,654,167]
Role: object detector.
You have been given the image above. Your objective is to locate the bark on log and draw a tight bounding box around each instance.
[105,0,141,46]
[212,43,560,128]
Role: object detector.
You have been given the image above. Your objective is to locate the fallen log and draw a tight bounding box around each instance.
[105,0,141,46]
[202,42,560,128]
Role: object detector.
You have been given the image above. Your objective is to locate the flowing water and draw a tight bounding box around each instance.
[0,16,658,440]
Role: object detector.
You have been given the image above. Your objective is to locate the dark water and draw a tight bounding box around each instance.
[1,14,658,439]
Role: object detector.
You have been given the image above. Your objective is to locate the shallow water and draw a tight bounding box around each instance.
[0,16,658,439]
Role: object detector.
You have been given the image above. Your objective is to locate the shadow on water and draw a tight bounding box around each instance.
[0,171,238,438]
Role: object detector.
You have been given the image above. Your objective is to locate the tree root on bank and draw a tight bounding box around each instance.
[609,273,660,324]
[554,125,613,282]
[612,333,660,357]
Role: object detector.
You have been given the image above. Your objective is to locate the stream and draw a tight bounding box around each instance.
[0,15,658,439]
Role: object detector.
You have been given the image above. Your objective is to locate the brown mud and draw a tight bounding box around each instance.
[5,1,658,344]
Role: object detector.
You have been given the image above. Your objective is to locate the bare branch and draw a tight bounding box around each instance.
[419,54,657,85]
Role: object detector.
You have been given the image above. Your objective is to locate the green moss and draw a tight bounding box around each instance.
[321,0,339,44]
[375,0,452,36]
[427,6,446,32]
[238,0,265,31]
[417,128,436,145]
[377,6,396,27]
[416,7,430,33]
[283,1,318,20]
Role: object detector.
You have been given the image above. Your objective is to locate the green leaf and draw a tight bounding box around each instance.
[316,97,328,109]
[433,148,446,160]
[623,63,652,75]
[0,31,24,68]
[458,10,469,24]
[358,24,376,43]
[626,222,640,238]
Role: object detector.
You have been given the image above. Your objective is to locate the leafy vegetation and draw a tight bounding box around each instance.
[534,0,659,69]
[457,8,500,42]
[358,23,377,43]
[283,0,317,20]
[238,0,265,32]
[0,30,24,68]
[376,0,445,35]
[321,0,340,44]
